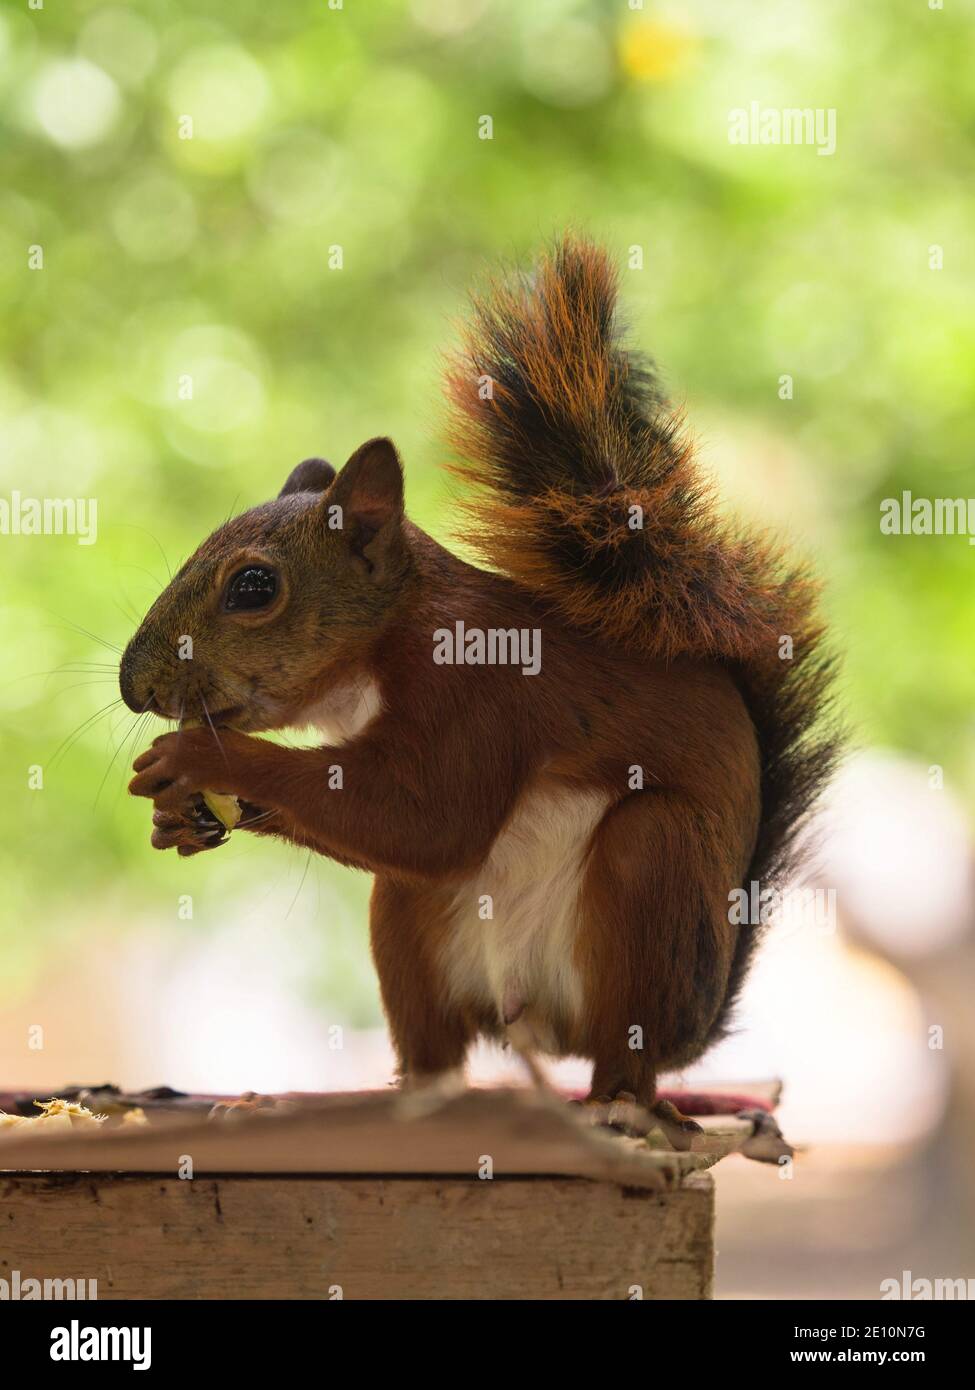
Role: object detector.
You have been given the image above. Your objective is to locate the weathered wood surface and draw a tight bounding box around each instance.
[0,1170,714,1300]
[0,1085,785,1184]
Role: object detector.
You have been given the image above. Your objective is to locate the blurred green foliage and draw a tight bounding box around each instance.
[1,0,973,1010]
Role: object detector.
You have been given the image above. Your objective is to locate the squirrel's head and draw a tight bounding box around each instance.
[119,437,408,732]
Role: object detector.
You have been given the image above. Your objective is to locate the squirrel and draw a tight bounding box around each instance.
[122,237,836,1139]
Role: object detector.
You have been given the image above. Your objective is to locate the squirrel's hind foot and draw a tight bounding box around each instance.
[574,1091,704,1150]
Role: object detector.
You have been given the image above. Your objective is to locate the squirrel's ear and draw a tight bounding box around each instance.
[279,457,336,497]
[329,437,404,575]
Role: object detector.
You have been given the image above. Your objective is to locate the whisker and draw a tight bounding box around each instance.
[117,561,165,593]
[36,678,121,704]
[51,665,119,674]
[284,850,313,921]
[109,694,166,806]
[124,716,150,773]
[96,703,154,808]
[48,699,124,770]
[43,613,122,656]
[107,703,135,745]
[199,694,230,768]
[49,667,118,678]
[3,664,119,694]
[110,523,173,583]
[115,597,142,629]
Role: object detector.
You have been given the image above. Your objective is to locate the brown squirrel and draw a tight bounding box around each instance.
[122,237,835,1136]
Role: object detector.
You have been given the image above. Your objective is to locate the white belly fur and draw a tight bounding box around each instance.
[440,782,611,1050]
[300,675,383,746]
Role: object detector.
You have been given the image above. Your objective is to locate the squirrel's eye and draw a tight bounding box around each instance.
[224,565,278,612]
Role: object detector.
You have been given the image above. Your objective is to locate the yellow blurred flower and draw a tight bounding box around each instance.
[618,19,695,83]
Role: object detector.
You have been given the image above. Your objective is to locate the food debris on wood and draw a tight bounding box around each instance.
[0,1096,148,1136]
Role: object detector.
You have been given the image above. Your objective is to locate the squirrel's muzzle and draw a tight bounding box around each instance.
[118,639,145,714]
[119,632,176,718]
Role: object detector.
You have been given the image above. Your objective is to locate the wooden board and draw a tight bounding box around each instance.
[0,1085,787,1185]
[0,1169,714,1301]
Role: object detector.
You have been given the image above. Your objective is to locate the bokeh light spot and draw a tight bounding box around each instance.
[34,58,121,149]
[112,172,197,263]
[79,8,158,89]
[619,19,695,83]
[520,21,613,109]
[167,44,270,143]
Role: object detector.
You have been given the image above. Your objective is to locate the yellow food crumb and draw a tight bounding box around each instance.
[0,1098,107,1135]
[180,719,242,830]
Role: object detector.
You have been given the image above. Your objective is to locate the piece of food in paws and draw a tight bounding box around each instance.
[180,719,242,830]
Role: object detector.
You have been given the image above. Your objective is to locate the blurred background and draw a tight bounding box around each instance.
[1,0,974,1298]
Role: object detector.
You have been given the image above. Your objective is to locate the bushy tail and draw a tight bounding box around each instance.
[446,236,839,1014]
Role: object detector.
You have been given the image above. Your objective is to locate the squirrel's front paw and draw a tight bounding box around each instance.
[150,794,228,857]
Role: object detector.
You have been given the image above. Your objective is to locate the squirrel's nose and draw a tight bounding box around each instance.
[118,642,156,714]
[118,654,140,713]
[120,679,172,719]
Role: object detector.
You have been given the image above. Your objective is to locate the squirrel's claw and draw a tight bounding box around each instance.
[148,796,228,855]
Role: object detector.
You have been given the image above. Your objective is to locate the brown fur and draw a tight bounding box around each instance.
[124,238,837,1113]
